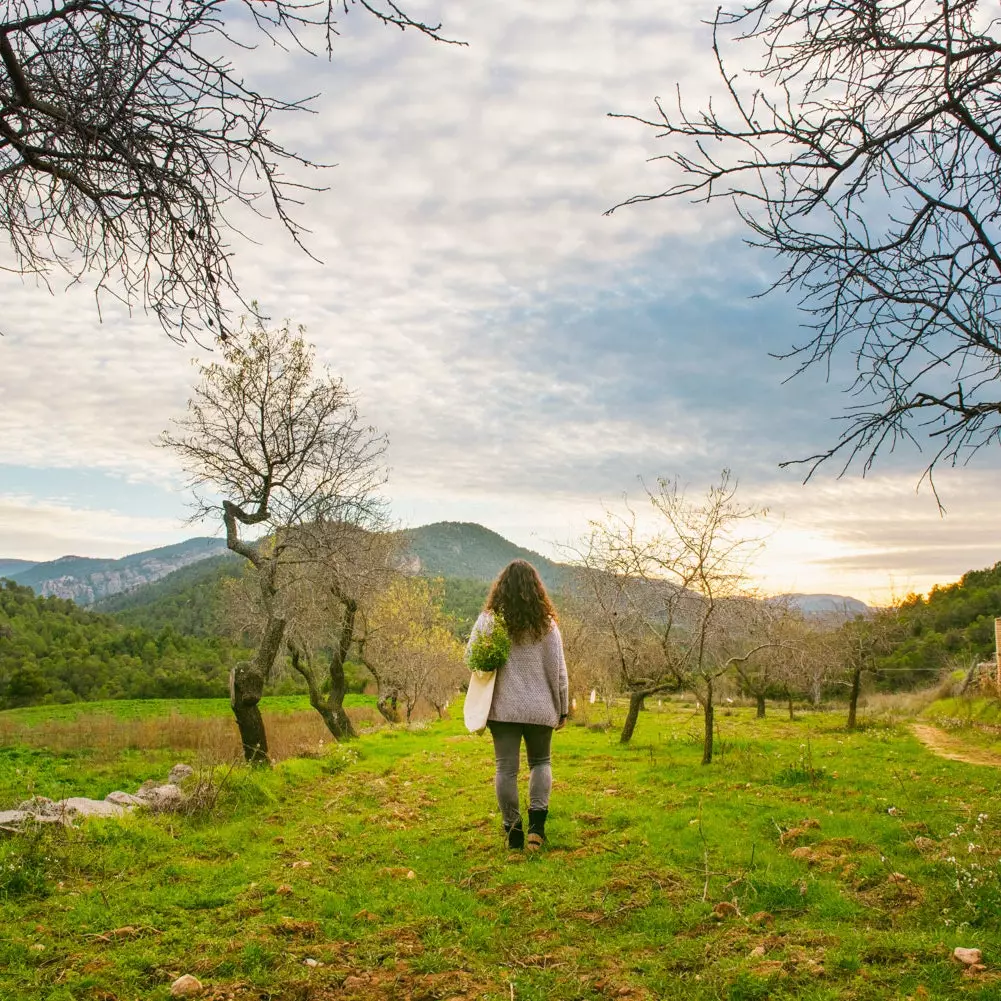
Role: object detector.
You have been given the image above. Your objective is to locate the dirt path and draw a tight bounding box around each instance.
[912,723,1001,768]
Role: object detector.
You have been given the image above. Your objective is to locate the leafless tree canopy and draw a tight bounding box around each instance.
[160,318,387,554]
[613,1,1001,481]
[0,1,455,338]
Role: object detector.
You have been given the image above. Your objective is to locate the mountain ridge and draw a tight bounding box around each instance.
[3,522,868,615]
[5,538,230,605]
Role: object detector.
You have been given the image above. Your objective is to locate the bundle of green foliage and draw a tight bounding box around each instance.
[467,614,511,673]
[0,580,248,708]
[874,561,1001,687]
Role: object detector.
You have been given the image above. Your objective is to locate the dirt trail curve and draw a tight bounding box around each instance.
[912,723,1001,769]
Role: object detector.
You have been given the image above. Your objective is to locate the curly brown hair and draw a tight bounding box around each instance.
[484,560,557,644]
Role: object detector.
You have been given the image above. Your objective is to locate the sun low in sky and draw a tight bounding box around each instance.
[2,0,999,607]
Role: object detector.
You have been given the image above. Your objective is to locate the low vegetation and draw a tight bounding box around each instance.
[1,699,999,1001]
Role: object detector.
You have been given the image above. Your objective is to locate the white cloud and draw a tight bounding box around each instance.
[1,0,998,597]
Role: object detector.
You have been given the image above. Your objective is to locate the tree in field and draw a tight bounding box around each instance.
[572,471,773,761]
[0,1,454,338]
[161,320,386,761]
[834,608,903,730]
[613,1,1001,480]
[361,576,466,723]
[732,600,802,719]
[565,522,661,742]
[242,519,396,741]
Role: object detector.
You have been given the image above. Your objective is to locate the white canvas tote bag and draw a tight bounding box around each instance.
[463,669,497,734]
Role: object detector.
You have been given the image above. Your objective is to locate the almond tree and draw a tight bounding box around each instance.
[1,1,455,338]
[161,320,386,761]
[361,577,466,723]
[613,1,1001,481]
[573,471,773,761]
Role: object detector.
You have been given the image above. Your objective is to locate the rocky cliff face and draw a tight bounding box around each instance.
[7,538,228,606]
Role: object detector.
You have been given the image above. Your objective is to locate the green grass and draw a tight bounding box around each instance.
[1,701,1000,1000]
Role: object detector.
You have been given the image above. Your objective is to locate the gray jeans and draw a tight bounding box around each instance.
[488,721,553,825]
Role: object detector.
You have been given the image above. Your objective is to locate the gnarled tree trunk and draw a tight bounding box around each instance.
[619,690,646,744]
[846,664,863,730]
[230,615,286,764]
[755,693,766,718]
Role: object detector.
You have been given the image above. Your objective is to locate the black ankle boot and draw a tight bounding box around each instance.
[504,817,524,849]
[527,808,548,851]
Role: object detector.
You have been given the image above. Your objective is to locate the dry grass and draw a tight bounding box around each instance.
[0,706,382,764]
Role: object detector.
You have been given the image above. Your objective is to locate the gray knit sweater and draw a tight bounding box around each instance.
[466,612,569,728]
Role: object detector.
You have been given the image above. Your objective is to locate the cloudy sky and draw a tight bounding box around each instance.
[2,0,999,605]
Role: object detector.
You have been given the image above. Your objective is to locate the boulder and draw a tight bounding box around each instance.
[137,785,185,810]
[61,798,127,819]
[168,764,195,786]
[0,810,32,827]
[105,791,142,807]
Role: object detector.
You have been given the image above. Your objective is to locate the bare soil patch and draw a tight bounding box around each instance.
[912,724,1001,768]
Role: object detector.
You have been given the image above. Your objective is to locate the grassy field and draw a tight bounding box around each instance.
[1,700,1000,1001]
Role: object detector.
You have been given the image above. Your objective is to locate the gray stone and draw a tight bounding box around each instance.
[105,791,142,807]
[0,810,31,826]
[61,798,127,818]
[137,785,185,810]
[168,764,195,785]
[16,796,58,816]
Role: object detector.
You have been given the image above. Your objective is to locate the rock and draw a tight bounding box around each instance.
[170,974,203,996]
[17,797,58,816]
[953,948,982,967]
[0,810,33,826]
[137,785,184,810]
[303,958,321,968]
[749,945,766,958]
[105,791,142,807]
[61,798,127,818]
[168,764,194,785]
[711,901,739,919]
[343,975,367,988]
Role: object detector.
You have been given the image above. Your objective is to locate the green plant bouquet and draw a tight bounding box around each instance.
[468,614,511,673]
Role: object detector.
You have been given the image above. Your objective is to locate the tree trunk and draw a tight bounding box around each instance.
[229,615,285,764]
[701,686,715,765]
[619,690,646,744]
[376,691,400,723]
[323,597,358,741]
[230,660,269,764]
[787,691,795,721]
[756,693,766,718]
[847,665,863,730]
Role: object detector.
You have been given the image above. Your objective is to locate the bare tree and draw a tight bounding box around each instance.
[570,471,773,760]
[161,319,386,761]
[1,1,456,338]
[732,598,805,718]
[613,1,1001,482]
[564,520,661,743]
[833,607,902,730]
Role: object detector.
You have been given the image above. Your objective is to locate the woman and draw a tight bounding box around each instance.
[466,559,569,851]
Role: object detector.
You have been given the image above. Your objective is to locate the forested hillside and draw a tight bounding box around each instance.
[95,554,242,635]
[0,580,246,708]
[877,561,1001,682]
[399,522,571,592]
